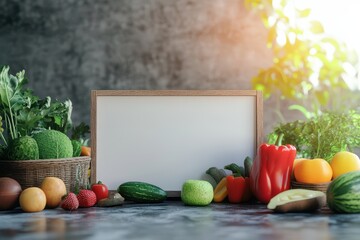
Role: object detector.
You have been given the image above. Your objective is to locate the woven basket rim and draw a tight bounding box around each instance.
[291,180,331,187]
[0,156,91,164]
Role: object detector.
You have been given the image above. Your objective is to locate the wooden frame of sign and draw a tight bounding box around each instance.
[90,90,263,197]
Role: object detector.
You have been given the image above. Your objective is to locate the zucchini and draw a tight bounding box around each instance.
[206,167,227,183]
[118,181,167,203]
[224,163,244,177]
[202,173,218,189]
[244,156,253,177]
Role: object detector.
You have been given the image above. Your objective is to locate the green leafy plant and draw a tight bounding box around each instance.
[0,66,89,146]
[0,66,27,141]
[0,115,7,159]
[71,122,90,146]
[268,111,360,161]
[0,116,5,144]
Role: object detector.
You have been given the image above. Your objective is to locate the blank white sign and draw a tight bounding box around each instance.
[91,90,263,195]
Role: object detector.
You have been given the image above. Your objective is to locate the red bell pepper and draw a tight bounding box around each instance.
[249,134,296,203]
[226,175,245,203]
[241,177,252,202]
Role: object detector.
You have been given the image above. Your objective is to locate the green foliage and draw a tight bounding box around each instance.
[245,0,358,109]
[0,115,6,146]
[71,122,90,146]
[15,95,73,136]
[0,66,90,146]
[0,144,6,160]
[71,139,82,157]
[269,111,360,161]
[0,66,27,140]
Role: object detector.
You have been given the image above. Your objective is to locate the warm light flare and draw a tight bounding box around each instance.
[293,0,360,89]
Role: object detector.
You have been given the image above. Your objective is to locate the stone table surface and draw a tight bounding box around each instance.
[0,201,359,240]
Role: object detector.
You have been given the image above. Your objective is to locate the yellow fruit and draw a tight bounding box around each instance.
[330,151,360,179]
[19,187,46,212]
[40,177,67,208]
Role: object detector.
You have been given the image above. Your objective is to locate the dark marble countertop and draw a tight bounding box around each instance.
[0,201,358,240]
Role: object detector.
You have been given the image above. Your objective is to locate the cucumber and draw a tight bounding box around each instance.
[224,163,244,177]
[206,167,227,183]
[244,156,253,177]
[327,171,360,213]
[202,173,218,189]
[118,181,167,203]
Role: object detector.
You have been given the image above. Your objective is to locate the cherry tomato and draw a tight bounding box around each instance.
[91,181,109,202]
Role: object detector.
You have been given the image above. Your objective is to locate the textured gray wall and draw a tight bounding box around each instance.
[0,0,272,129]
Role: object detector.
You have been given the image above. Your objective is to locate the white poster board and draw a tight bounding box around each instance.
[91,90,263,196]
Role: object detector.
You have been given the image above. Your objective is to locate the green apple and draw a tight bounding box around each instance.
[181,180,213,206]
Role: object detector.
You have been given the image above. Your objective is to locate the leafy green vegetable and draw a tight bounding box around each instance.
[0,66,90,146]
[71,122,90,146]
[269,111,360,162]
[16,95,73,135]
[0,115,6,145]
[0,66,27,141]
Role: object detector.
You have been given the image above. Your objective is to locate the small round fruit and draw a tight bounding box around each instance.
[181,180,213,206]
[330,151,360,179]
[291,158,308,180]
[40,177,67,208]
[19,187,46,212]
[294,158,332,184]
[0,177,22,210]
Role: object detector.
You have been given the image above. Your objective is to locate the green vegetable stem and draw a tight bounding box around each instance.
[0,66,25,142]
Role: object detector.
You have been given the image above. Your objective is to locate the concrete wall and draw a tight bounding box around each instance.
[0,0,272,134]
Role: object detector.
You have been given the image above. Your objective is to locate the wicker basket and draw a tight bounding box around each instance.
[0,156,91,192]
[291,181,331,193]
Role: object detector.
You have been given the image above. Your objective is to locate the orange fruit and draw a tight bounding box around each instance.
[19,187,46,212]
[291,158,308,180]
[40,177,67,208]
[294,158,333,184]
[330,151,360,179]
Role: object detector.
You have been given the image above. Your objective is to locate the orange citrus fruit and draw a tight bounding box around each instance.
[19,187,46,212]
[330,151,360,179]
[294,158,333,184]
[40,177,67,208]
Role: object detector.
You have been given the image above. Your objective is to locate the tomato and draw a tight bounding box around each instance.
[291,158,308,180]
[91,181,109,202]
[294,158,333,184]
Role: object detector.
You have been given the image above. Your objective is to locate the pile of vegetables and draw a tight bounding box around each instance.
[0,66,90,160]
[203,137,360,214]
[206,157,253,204]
